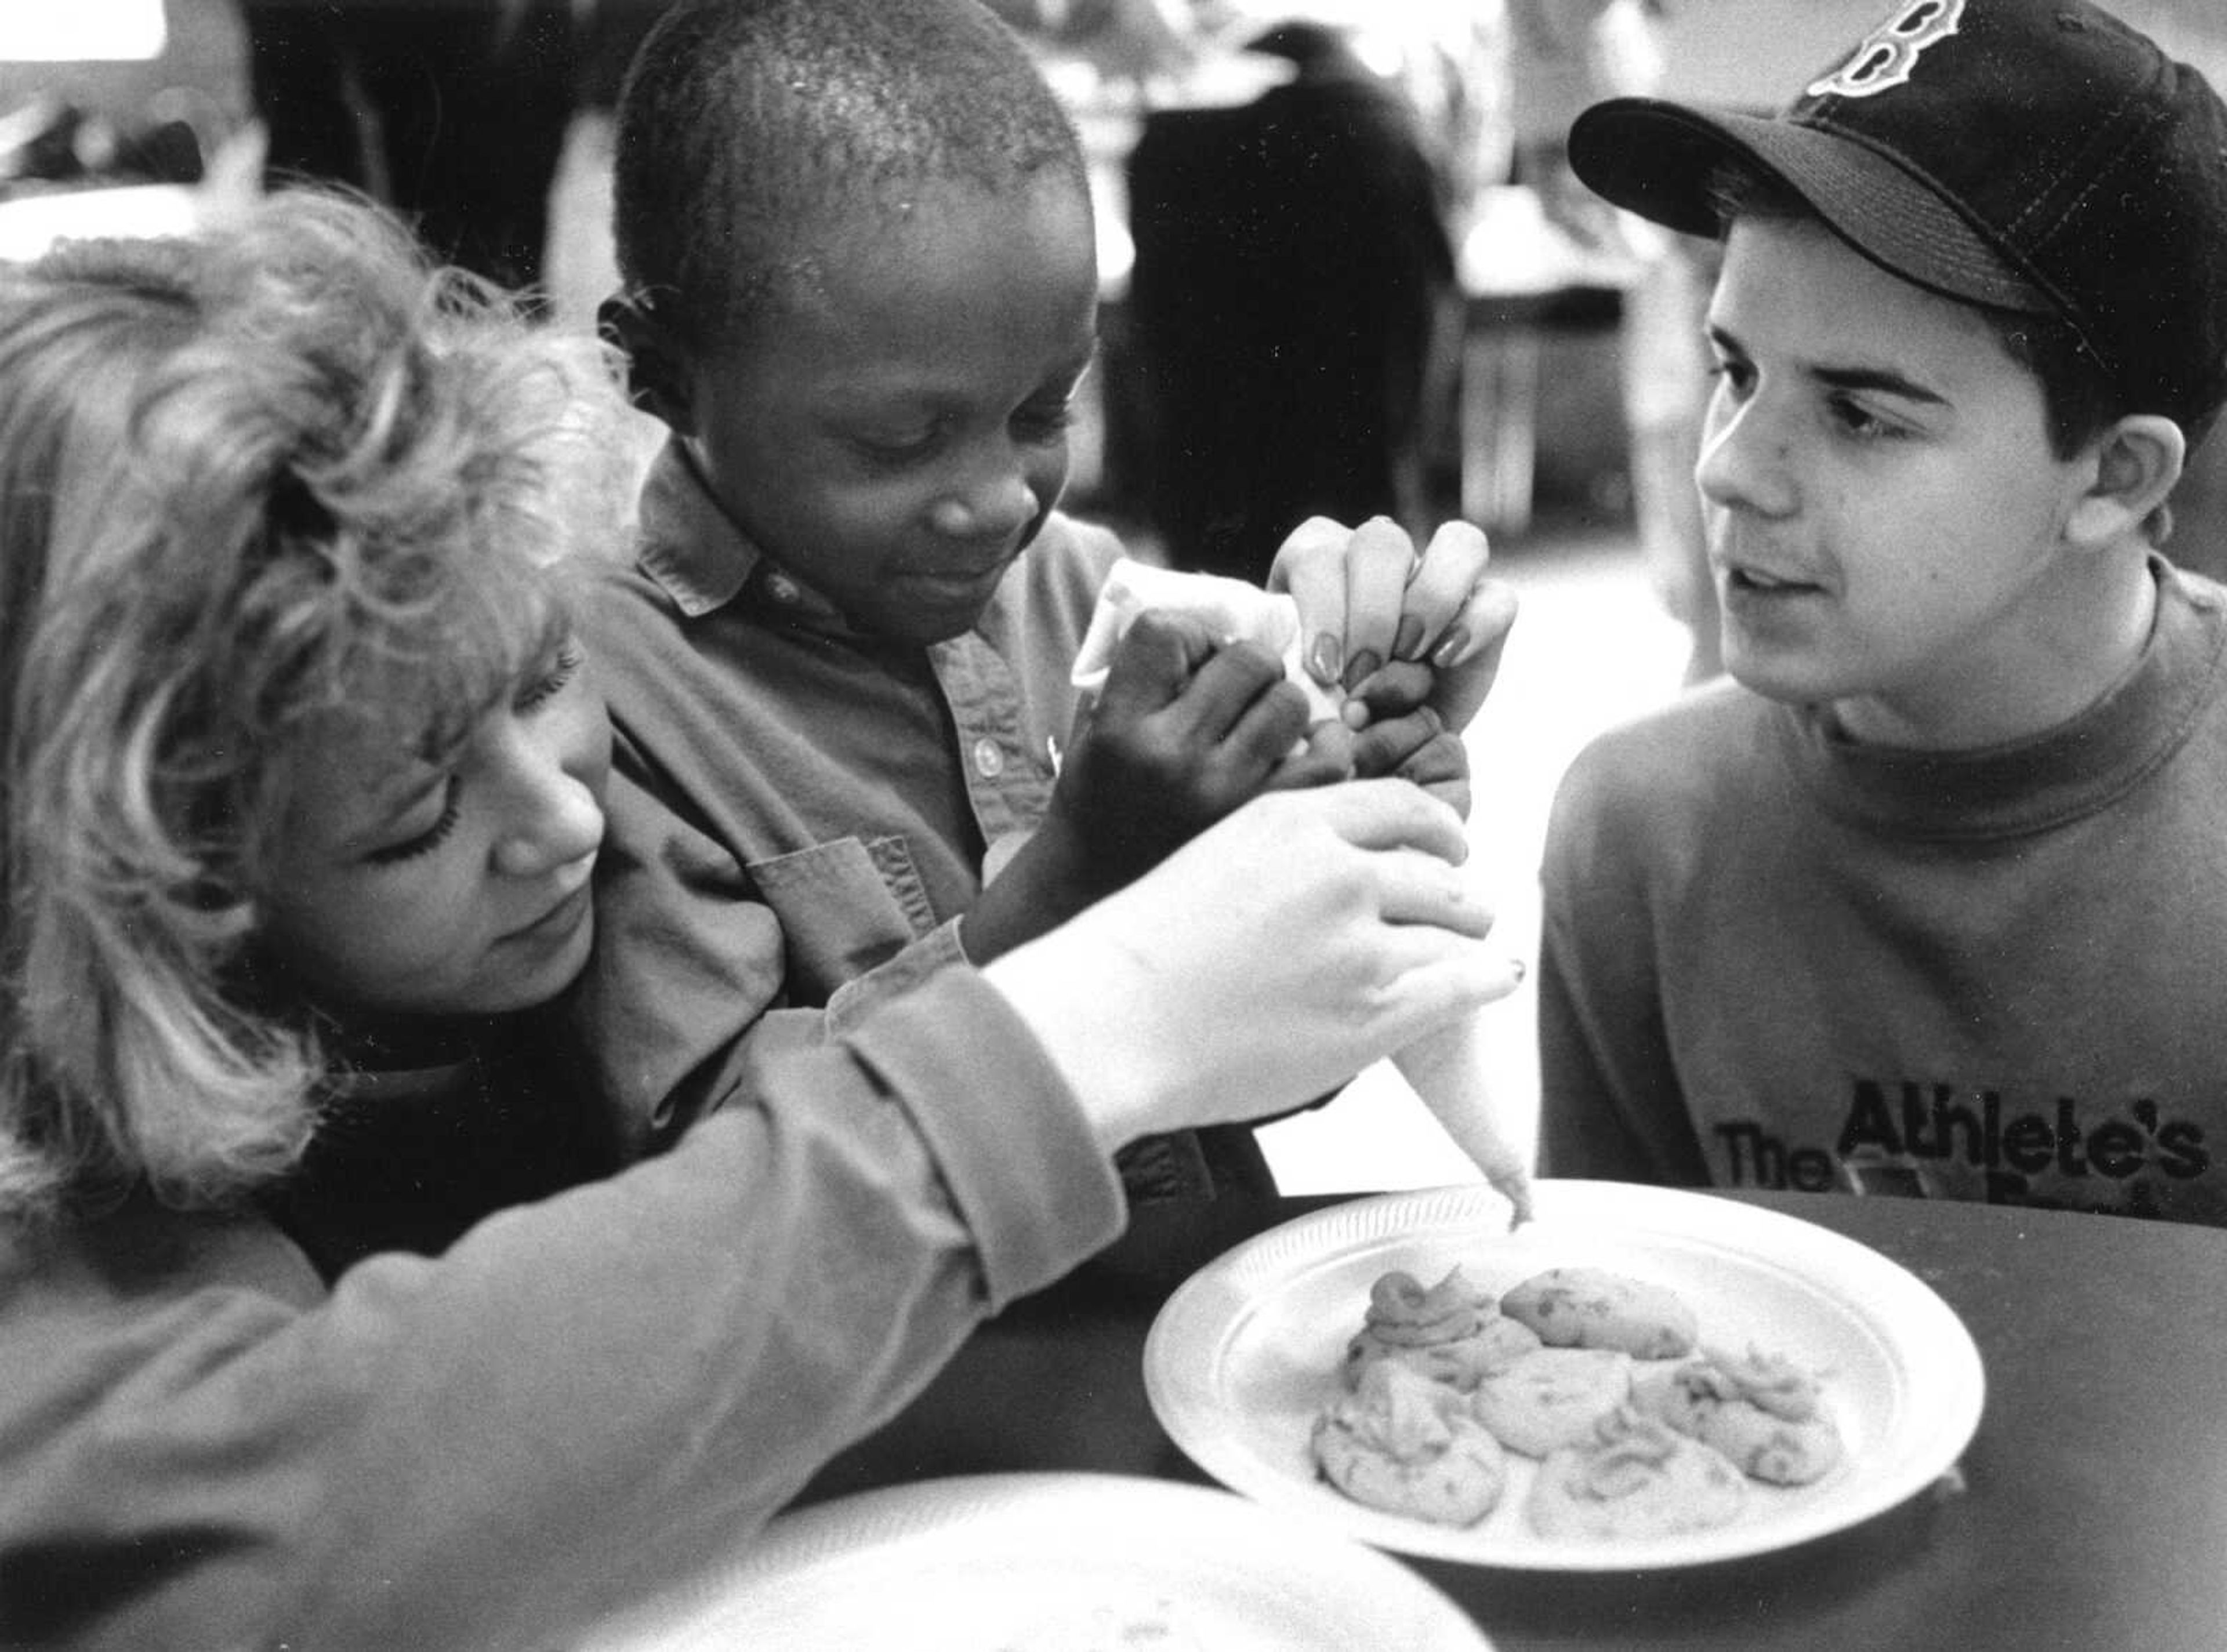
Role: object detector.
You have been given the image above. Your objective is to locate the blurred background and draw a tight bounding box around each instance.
[12,0,2227,1190]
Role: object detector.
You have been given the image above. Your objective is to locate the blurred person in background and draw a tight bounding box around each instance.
[1505,0,1721,680]
[1123,16,1456,584]
[983,0,1205,89]
[236,0,578,290]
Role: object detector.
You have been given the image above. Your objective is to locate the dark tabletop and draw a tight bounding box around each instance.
[793,1186,2227,1652]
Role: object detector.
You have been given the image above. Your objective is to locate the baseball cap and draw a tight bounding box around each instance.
[1566,0,2227,435]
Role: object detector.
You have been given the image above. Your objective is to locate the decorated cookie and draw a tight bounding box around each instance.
[1499,1266,1699,1360]
[1633,1346,1844,1486]
[1343,1266,1543,1392]
[1471,1345,1635,1457]
[1526,1406,1749,1541]
[1313,1359,1508,1527]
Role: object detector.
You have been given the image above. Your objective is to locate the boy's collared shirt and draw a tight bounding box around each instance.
[627,444,1068,897]
[576,442,1245,1202]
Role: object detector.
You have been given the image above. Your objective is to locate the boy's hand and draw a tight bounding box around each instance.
[1054,609,1350,877]
[1347,659,1472,819]
[1270,515,1520,735]
[963,611,1351,963]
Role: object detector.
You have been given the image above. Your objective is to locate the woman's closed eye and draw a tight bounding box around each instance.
[514,639,583,713]
[365,777,462,866]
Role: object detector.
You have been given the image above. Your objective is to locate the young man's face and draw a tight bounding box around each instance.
[1698,215,2099,746]
[255,637,611,1021]
[676,170,1101,645]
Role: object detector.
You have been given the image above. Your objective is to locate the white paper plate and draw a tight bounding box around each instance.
[1143,1181,1985,1570]
[583,1471,1492,1651]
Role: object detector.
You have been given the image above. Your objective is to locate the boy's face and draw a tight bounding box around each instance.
[1698,215,2098,746]
[675,170,1100,645]
[255,636,611,1021]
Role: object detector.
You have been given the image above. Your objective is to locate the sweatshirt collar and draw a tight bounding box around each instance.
[1778,558,2227,841]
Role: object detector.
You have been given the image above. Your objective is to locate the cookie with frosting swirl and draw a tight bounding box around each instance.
[1633,1346,1844,1486]
[1341,1266,1543,1392]
[1312,1360,1508,1526]
[1526,1405,1747,1540]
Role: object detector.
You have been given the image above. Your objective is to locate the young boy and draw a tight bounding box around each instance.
[1537,0,2227,1225]
[576,0,1509,1199]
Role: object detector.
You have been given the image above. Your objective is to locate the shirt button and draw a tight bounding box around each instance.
[766,572,799,604]
[971,737,1006,779]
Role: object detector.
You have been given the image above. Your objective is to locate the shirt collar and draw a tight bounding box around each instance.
[634,439,851,630]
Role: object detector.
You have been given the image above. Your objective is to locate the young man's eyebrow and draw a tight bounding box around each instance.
[1707,322,1950,406]
[1813,364,1950,406]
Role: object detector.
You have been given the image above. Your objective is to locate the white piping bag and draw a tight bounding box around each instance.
[1072,560,1534,1228]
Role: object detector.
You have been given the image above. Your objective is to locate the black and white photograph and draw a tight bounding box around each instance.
[2,2,2224,1646]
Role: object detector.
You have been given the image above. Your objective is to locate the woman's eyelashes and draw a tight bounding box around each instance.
[365,777,462,866]
[361,642,582,869]
[514,640,583,713]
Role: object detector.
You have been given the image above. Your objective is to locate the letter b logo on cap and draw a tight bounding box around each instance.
[1808,0,1966,99]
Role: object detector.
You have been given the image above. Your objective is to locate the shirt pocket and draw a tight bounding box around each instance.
[746,835,940,1005]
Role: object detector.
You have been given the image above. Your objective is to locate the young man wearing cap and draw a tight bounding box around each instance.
[1536,0,2227,1225]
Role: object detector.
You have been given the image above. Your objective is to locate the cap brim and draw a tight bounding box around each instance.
[1568,97,2051,315]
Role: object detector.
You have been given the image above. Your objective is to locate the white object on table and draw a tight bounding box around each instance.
[0,184,200,263]
[1144,1181,1986,1570]
[581,1471,1492,1651]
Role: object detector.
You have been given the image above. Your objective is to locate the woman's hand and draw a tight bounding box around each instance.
[982,779,1522,1153]
[1269,515,1520,736]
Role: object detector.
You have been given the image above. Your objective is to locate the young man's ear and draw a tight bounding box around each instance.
[597,295,698,437]
[2066,413,2186,547]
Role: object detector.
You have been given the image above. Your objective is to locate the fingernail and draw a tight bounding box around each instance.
[1430,624,1471,670]
[1309,630,1343,684]
[1393,615,1425,661]
[1344,649,1382,693]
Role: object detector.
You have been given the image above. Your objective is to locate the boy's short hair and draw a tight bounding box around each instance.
[611,0,1089,351]
[1567,0,2227,445]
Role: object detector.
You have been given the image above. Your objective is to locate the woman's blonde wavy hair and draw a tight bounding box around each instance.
[0,189,637,1218]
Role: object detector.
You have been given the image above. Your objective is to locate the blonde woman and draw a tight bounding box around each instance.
[0,190,1513,1649]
